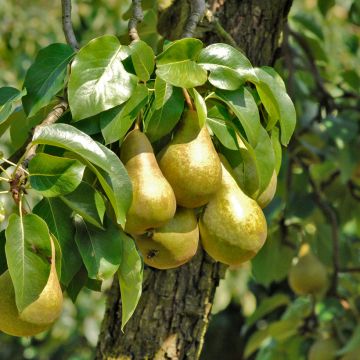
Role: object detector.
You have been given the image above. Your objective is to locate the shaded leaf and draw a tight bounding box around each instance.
[33,198,81,286]
[74,215,122,281]
[189,88,206,127]
[0,87,24,126]
[22,44,74,117]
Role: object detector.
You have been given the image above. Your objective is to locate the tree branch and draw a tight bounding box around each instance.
[61,0,79,50]
[182,0,206,38]
[129,0,144,42]
[298,158,340,296]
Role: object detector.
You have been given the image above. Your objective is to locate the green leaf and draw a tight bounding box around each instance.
[188,88,206,127]
[254,67,296,146]
[130,40,155,82]
[144,80,184,141]
[318,0,335,16]
[156,38,207,88]
[118,233,143,331]
[31,123,132,227]
[252,231,295,287]
[0,87,24,125]
[198,43,257,90]
[100,84,149,144]
[29,153,85,197]
[246,294,290,328]
[5,214,52,312]
[271,127,282,174]
[66,266,88,302]
[213,87,261,147]
[22,44,74,117]
[337,324,360,356]
[68,35,138,121]
[61,181,106,229]
[33,198,81,286]
[74,215,122,281]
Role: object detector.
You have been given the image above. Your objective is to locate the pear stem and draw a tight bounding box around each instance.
[182,88,194,110]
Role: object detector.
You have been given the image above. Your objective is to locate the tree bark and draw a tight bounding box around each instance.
[96,1,293,359]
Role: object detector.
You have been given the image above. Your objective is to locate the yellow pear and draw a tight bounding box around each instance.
[288,243,328,295]
[340,349,360,360]
[120,129,176,234]
[0,271,51,337]
[308,338,338,360]
[158,110,222,208]
[134,207,199,269]
[199,156,267,266]
[19,236,63,325]
[257,171,277,208]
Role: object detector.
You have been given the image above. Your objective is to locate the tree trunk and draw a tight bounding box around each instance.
[96,1,292,359]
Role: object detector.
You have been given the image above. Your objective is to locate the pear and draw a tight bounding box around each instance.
[199,156,267,266]
[308,338,338,360]
[158,110,222,208]
[0,271,51,337]
[120,129,176,234]
[19,236,63,325]
[340,349,360,360]
[134,207,199,269]
[257,171,277,208]
[288,243,328,295]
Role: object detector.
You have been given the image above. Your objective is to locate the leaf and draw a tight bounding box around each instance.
[188,88,206,127]
[66,266,88,302]
[337,324,360,356]
[129,40,155,82]
[254,67,296,146]
[245,294,290,328]
[31,123,132,227]
[0,87,24,125]
[74,215,122,281]
[100,84,149,144]
[5,214,52,312]
[22,44,74,117]
[33,198,81,286]
[156,38,207,88]
[61,181,106,229]
[252,231,295,287]
[118,233,143,331]
[198,43,257,90]
[68,35,138,121]
[29,153,85,197]
[213,87,261,147]
[318,0,335,16]
[144,81,184,141]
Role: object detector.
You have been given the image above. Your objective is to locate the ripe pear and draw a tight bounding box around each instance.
[288,243,328,295]
[120,129,176,234]
[257,171,277,208]
[19,237,63,325]
[340,349,360,360]
[134,207,199,269]
[0,271,51,337]
[158,110,222,208]
[308,338,338,360]
[199,156,267,266]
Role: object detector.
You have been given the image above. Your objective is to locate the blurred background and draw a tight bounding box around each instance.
[0,0,359,359]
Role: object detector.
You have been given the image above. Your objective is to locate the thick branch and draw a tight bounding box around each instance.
[61,0,79,50]
[129,0,144,41]
[182,0,206,38]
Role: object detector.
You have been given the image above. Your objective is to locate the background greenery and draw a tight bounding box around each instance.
[0,0,359,359]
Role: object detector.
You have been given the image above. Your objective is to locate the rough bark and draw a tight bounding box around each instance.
[96,1,293,359]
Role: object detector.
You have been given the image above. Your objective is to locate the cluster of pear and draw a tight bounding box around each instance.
[0,238,63,337]
[288,243,328,296]
[121,110,272,269]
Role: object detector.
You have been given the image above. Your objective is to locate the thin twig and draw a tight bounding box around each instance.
[182,0,206,38]
[182,88,194,110]
[129,0,143,42]
[298,158,340,296]
[61,0,79,50]
[205,9,240,51]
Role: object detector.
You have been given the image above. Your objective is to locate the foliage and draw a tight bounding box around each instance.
[0,0,359,359]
